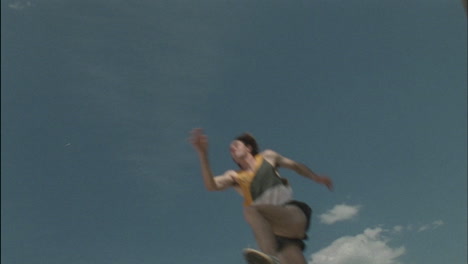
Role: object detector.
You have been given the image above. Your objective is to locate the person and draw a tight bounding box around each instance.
[190,128,333,264]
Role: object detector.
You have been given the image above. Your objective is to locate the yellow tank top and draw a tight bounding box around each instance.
[235,155,292,206]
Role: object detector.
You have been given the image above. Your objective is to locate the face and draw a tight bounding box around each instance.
[229,140,252,161]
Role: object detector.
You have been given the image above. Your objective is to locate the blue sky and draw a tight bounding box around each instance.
[2,1,466,264]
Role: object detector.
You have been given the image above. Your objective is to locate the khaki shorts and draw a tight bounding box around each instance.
[275,200,312,252]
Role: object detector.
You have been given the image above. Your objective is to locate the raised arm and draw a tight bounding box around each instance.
[263,149,334,191]
[190,128,236,191]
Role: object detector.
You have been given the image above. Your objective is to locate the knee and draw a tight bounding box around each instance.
[243,206,258,223]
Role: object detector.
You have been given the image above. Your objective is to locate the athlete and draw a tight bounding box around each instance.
[190,128,333,264]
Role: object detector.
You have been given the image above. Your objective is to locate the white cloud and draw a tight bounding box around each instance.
[393,225,404,233]
[319,204,361,225]
[417,220,444,232]
[309,220,444,264]
[387,220,446,233]
[417,225,429,232]
[432,220,444,228]
[309,227,405,264]
[8,1,32,10]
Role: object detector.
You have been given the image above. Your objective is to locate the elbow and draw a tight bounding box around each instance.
[292,162,304,172]
[294,163,311,176]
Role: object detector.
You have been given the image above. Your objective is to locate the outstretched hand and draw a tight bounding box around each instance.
[317,176,334,191]
[190,128,209,154]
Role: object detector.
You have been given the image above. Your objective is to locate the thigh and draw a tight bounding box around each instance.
[253,204,307,238]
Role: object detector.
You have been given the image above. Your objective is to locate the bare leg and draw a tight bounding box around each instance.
[254,204,307,238]
[278,244,307,264]
[243,204,307,257]
[243,206,278,255]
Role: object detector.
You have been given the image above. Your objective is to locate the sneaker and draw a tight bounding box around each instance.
[243,248,280,264]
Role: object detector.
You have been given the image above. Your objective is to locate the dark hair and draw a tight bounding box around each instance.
[235,133,259,156]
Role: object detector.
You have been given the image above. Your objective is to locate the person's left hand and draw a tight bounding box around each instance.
[318,176,334,191]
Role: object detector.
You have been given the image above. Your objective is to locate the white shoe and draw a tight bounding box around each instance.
[243,248,280,264]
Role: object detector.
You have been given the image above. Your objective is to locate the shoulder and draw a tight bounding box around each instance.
[261,149,279,158]
[261,149,298,169]
[260,149,280,166]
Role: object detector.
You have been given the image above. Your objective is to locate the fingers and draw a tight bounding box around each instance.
[327,179,334,191]
[189,128,208,151]
[191,128,204,136]
[189,128,202,139]
[190,128,205,141]
[319,175,334,192]
[190,128,201,140]
[191,128,207,140]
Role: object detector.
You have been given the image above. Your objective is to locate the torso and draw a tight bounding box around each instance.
[233,152,293,206]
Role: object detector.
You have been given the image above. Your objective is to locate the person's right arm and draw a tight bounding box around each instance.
[190,128,236,191]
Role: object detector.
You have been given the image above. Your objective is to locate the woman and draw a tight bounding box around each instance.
[190,128,333,264]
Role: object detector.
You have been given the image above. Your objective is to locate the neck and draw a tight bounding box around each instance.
[238,154,257,171]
